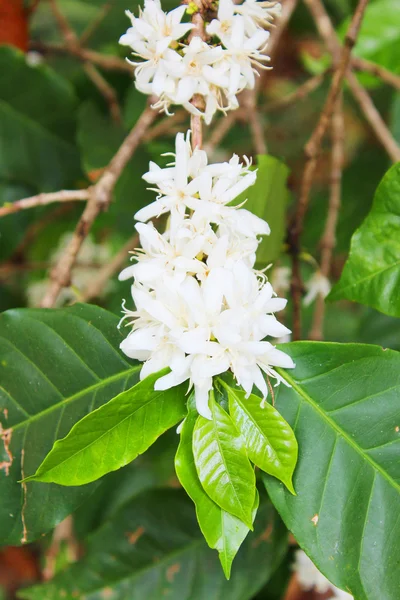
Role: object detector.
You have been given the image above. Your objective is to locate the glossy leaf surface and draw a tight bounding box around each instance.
[329,163,400,317]
[27,370,187,486]
[222,382,298,493]
[20,489,287,600]
[264,341,400,600]
[175,401,257,578]
[192,396,256,528]
[0,304,140,545]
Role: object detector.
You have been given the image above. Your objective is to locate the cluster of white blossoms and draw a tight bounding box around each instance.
[119,0,281,123]
[118,132,294,418]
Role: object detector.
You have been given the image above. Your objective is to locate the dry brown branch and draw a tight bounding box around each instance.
[304,0,400,162]
[49,0,122,122]
[203,112,238,155]
[242,90,267,154]
[143,110,187,142]
[40,105,158,308]
[289,0,369,340]
[352,56,400,91]
[0,190,89,218]
[189,0,207,149]
[347,71,400,162]
[264,71,327,112]
[79,1,115,46]
[81,235,139,302]
[309,93,344,341]
[30,41,132,73]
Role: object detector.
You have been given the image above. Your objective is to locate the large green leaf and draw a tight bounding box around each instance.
[236,155,289,267]
[175,400,257,578]
[0,47,81,192]
[192,395,256,528]
[27,370,187,486]
[329,163,400,317]
[220,381,297,494]
[264,341,400,600]
[20,489,288,600]
[0,303,140,546]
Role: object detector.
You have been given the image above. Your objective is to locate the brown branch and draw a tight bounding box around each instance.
[48,0,122,122]
[347,71,400,162]
[352,56,400,91]
[304,0,400,162]
[30,41,132,73]
[143,110,187,143]
[40,105,158,308]
[203,111,237,155]
[43,516,79,581]
[81,235,139,302]
[289,0,369,340]
[265,71,327,112]
[267,0,299,61]
[309,93,344,341]
[0,190,89,218]
[242,90,267,154]
[79,1,116,46]
[189,0,207,149]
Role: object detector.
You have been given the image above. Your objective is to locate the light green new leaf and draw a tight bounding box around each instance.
[192,395,256,528]
[264,341,400,600]
[26,371,187,486]
[20,489,287,600]
[236,154,289,266]
[329,163,400,317]
[175,400,258,579]
[220,381,297,494]
[0,304,141,546]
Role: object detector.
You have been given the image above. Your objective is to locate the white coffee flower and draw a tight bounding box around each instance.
[119,140,294,418]
[293,550,353,599]
[120,0,279,122]
[303,271,331,306]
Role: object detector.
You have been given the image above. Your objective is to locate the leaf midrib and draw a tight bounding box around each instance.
[277,369,400,495]
[12,366,140,433]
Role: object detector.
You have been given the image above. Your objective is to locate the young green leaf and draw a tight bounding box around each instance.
[329,163,400,317]
[220,381,297,494]
[25,371,187,486]
[175,399,258,579]
[265,341,400,600]
[192,394,256,528]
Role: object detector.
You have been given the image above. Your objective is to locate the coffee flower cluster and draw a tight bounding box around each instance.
[120,0,281,123]
[119,133,294,418]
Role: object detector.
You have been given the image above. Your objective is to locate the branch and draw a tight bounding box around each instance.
[352,56,400,91]
[242,90,267,154]
[30,41,132,73]
[0,190,89,218]
[189,0,207,149]
[81,235,139,302]
[79,1,116,46]
[40,105,158,308]
[203,112,238,155]
[289,0,369,340]
[309,93,344,341]
[264,71,327,112]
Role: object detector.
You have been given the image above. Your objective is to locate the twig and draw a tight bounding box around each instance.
[267,0,299,60]
[81,235,139,302]
[264,71,327,112]
[309,93,344,341]
[289,0,369,340]
[242,90,267,154]
[79,1,116,46]
[0,190,89,218]
[352,56,400,91]
[49,0,122,122]
[304,0,400,162]
[40,105,157,308]
[189,0,207,149]
[203,111,238,155]
[143,110,187,143]
[43,516,79,581]
[347,71,400,162]
[30,41,132,73]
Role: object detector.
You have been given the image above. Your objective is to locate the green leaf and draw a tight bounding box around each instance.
[0,47,81,192]
[19,489,288,600]
[220,381,298,494]
[175,399,258,578]
[264,341,400,600]
[0,304,140,545]
[26,370,187,486]
[236,155,289,266]
[329,163,400,317]
[192,394,256,528]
